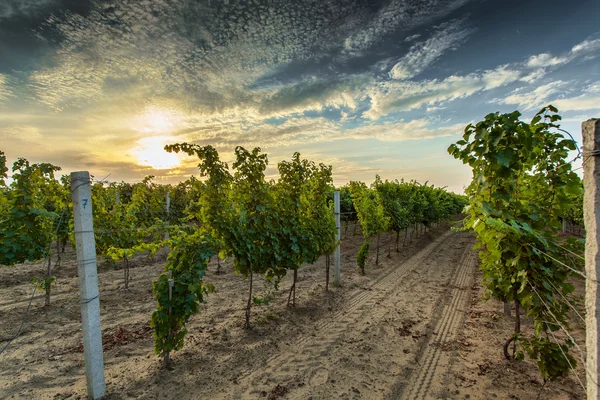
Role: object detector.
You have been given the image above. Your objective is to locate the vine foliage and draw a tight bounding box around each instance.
[150,230,216,362]
[448,105,582,382]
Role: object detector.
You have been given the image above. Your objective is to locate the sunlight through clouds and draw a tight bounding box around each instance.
[133,136,182,170]
[129,107,186,135]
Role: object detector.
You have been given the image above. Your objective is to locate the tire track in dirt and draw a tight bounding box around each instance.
[235,230,459,396]
[301,230,455,340]
[401,244,476,400]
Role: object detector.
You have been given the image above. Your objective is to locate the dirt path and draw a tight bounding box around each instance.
[1,225,480,399]
[401,241,476,400]
[226,229,477,399]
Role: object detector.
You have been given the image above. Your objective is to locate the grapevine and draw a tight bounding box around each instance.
[448,105,582,383]
[150,230,216,368]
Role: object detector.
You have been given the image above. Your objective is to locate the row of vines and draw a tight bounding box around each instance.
[448,105,586,387]
[346,177,467,273]
[0,142,487,368]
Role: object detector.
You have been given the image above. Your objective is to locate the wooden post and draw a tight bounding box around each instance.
[583,118,600,399]
[71,171,106,399]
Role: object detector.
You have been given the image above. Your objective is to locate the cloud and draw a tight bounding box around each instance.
[389,19,474,80]
[547,81,600,112]
[0,0,58,19]
[571,36,600,54]
[0,73,12,103]
[344,119,465,141]
[342,0,471,56]
[525,53,568,68]
[25,1,313,110]
[404,33,421,42]
[366,65,521,119]
[366,33,600,119]
[21,0,479,116]
[20,0,596,129]
[495,81,567,110]
[561,114,598,123]
[187,117,340,149]
[257,75,372,116]
[0,125,43,142]
[514,34,600,86]
[182,115,465,152]
[519,68,546,84]
[552,95,600,112]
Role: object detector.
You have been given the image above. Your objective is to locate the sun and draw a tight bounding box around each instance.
[133,136,180,169]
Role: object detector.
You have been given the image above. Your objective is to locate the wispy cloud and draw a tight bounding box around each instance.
[571,36,600,55]
[525,53,568,68]
[0,0,58,19]
[519,33,600,83]
[404,33,421,42]
[23,0,597,127]
[257,75,371,117]
[0,125,43,142]
[0,73,13,103]
[552,92,600,112]
[366,65,521,119]
[494,81,567,110]
[369,33,600,119]
[342,0,471,56]
[493,79,600,115]
[344,119,466,141]
[182,116,464,151]
[389,19,474,80]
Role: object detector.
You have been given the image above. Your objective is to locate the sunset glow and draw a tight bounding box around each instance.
[133,136,181,170]
[130,107,185,135]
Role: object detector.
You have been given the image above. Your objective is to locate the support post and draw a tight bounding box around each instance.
[583,118,600,399]
[503,302,511,317]
[164,270,173,369]
[71,171,106,400]
[562,218,567,234]
[165,191,171,240]
[334,191,341,286]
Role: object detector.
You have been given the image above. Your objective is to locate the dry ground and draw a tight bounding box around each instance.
[0,222,587,399]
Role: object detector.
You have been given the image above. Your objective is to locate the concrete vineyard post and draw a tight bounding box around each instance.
[583,118,600,400]
[70,171,106,400]
[334,191,341,286]
[165,270,174,369]
[562,218,567,234]
[165,191,171,240]
[504,302,511,317]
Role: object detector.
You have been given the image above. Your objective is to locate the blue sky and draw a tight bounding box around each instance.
[0,0,598,193]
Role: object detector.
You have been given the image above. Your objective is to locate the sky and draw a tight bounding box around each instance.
[0,0,599,193]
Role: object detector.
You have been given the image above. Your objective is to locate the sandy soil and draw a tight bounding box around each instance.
[0,222,587,399]
[445,271,586,400]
